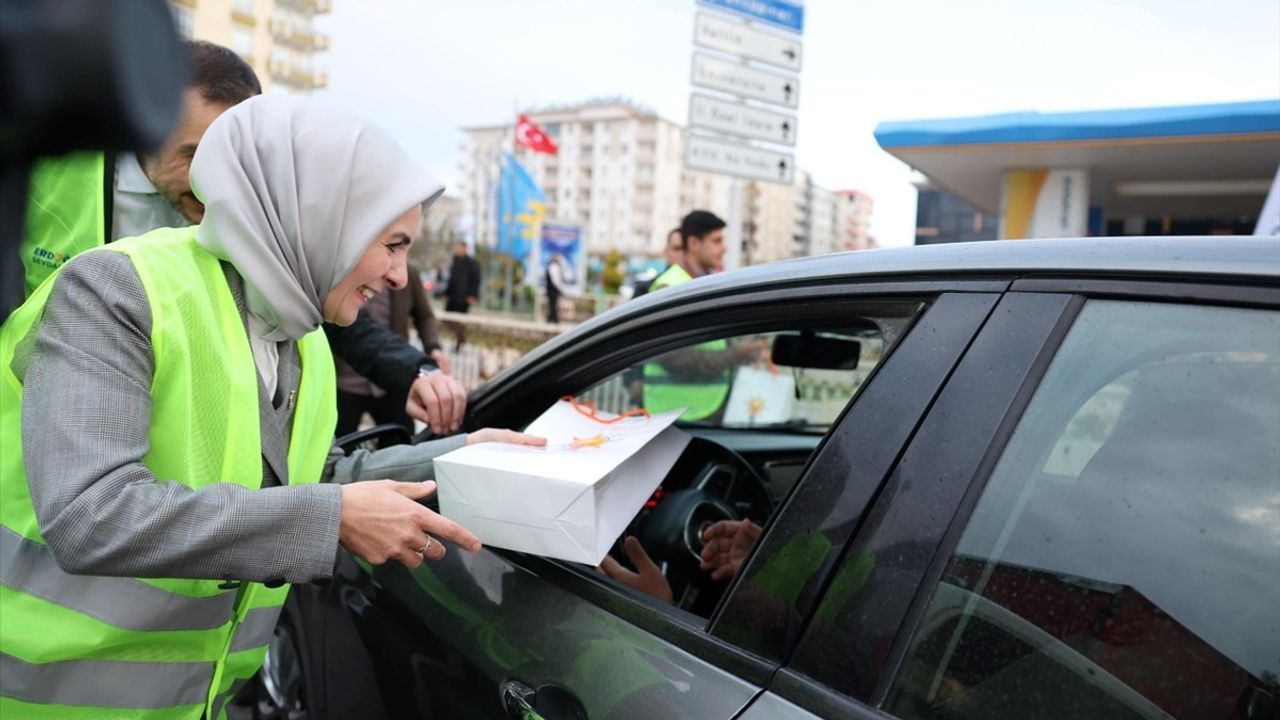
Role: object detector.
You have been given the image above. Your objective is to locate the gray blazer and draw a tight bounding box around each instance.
[16,250,465,586]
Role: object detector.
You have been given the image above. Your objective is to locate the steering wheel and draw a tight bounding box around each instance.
[612,437,773,612]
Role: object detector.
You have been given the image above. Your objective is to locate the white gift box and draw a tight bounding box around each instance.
[434,400,690,565]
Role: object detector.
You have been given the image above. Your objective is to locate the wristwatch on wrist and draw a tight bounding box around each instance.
[417,364,441,379]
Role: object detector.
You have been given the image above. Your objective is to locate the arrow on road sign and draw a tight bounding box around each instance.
[692,53,800,109]
[688,94,798,147]
[693,12,803,72]
[685,133,795,185]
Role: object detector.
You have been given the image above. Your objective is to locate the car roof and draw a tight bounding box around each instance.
[616,235,1277,311]
[699,235,1277,288]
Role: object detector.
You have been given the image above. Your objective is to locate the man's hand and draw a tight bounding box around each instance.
[465,428,547,447]
[338,480,481,569]
[465,295,478,306]
[429,348,452,375]
[406,372,467,435]
[599,536,673,603]
[699,519,762,581]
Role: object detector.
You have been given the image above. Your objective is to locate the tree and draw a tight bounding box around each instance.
[602,249,625,295]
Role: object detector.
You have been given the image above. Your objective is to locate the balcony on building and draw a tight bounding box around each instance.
[268,59,329,91]
[276,0,333,14]
[270,18,330,51]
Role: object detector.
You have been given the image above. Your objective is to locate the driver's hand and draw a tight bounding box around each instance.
[699,520,762,581]
[599,536,673,604]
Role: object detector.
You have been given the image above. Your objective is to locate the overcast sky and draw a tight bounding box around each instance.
[316,0,1280,248]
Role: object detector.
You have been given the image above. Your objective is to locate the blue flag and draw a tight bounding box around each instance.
[498,153,545,262]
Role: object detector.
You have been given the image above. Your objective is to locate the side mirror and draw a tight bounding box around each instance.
[771,332,861,371]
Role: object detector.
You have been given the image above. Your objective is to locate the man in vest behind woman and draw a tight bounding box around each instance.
[1,95,543,719]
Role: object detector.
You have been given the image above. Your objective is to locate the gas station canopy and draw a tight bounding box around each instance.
[875,100,1280,222]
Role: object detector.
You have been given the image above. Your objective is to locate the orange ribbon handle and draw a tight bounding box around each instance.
[561,396,650,424]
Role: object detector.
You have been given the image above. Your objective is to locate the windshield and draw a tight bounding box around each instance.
[575,327,885,433]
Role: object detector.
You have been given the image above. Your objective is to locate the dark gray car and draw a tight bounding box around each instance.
[259,237,1280,720]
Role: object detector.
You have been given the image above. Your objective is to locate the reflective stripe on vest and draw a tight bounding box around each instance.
[0,653,213,709]
[0,227,337,718]
[0,526,236,632]
[227,606,284,654]
[209,678,251,720]
[19,152,108,298]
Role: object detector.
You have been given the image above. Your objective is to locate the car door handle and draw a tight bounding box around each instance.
[501,680,542,720]
[500,680,587,720]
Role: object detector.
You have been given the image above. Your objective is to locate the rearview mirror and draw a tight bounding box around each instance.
[771,332,861,371]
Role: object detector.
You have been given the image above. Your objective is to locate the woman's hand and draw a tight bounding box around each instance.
[338,480,481,569]
[466,428,547,447]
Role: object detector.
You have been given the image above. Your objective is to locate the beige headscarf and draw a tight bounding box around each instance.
[190,95,444,340]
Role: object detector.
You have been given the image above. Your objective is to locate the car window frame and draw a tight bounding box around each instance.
[465,280,1010,688]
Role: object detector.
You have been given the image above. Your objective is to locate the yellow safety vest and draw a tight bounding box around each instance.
[0,227,337,720]
[19,151,111,298]
[642,264,731,421]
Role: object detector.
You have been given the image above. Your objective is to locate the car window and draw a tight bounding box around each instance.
[885,300,1280,719]
[565,311,910,621]
[576,327,884,434]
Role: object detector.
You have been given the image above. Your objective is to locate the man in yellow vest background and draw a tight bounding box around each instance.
[18,40,467,436]
[642,210,764,422]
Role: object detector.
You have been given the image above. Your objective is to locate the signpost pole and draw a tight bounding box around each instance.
[725,178,744,270]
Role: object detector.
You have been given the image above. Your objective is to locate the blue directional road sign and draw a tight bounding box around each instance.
[697,0,804,35]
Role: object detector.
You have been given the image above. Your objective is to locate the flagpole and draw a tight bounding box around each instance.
[502,100,518,315]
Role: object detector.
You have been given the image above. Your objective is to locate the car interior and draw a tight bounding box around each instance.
[570,318,903,617]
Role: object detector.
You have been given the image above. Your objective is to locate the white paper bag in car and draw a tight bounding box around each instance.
[433,399,690,565]
[723,366,795,425]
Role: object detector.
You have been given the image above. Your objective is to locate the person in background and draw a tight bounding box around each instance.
[632,226,683,299]
[641,210,763,421]
[335,261,450,436]
[440,240,481,348]
[544,253,579,324]
[651,211,724,291]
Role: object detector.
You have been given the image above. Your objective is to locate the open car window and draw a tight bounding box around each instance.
[565,313,905,620]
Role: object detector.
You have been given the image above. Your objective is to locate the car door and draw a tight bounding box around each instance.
[738,282,1280,719]
[332,287,1006,720]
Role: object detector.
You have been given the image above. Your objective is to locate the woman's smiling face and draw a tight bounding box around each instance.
[322,204,422,326]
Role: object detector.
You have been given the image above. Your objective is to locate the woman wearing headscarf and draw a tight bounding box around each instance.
[0,96,542,719]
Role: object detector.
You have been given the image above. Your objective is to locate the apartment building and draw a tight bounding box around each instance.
[167,0,331,93]
[460,99,872,266]
[836,190,876,251]
[460,99,734,264]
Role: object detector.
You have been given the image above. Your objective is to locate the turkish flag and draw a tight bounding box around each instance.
[516,114,558,154]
